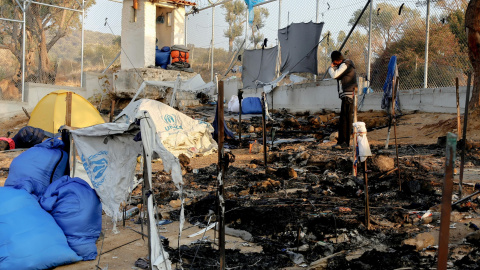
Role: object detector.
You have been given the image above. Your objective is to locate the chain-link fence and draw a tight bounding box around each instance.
[0,1,25,101]
[0,0,122,102]
[186,0,472,92]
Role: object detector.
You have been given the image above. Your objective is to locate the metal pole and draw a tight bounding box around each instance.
[238,89,243,142]
[456,78,461,138]
[459,73,472,199]
[245,7,248,48]
[184,13,187,46]
[423,0,430,88]
[262,92,267,170]
[80,0,85,87]
[217,81,226,270]
[209,2,216,82]
[393,77,401,190]
[21,0,26,102]
[353,90,357,176]
[314,0,319,81]
[278,0,282,31]
[437,132,457,270]
[366,0,373,85]
[364,160,370,229]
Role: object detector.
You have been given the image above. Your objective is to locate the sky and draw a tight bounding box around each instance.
[83,0,434,51]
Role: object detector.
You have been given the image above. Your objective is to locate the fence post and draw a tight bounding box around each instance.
[21,0,26,102]
[366,0,373,85]
[423,0,430,88]
[81,0,85,88]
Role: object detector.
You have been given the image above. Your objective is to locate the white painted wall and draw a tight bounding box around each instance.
[0,83,86,121]
[121,0,156,69]
[122,1,186,70]
[227,77,472,114]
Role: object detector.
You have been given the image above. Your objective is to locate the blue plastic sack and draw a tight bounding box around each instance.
[242,97,263,114]
[5,137,68,197]
[40,176,102,261]
[0,187,82,270]
[12,126,46,149]
[155,46,171,69]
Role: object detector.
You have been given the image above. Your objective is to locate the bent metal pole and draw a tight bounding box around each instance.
[217,81,226,270]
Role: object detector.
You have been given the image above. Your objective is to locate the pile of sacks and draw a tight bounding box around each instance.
[0,138,102,269]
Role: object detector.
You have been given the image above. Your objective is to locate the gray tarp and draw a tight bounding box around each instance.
[242,46,278,89]
[278,22,324,74]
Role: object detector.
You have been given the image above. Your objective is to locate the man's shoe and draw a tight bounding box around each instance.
[332,143,349,150]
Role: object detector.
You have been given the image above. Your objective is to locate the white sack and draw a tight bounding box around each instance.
[227,95,240,113]
[353,122,372,162]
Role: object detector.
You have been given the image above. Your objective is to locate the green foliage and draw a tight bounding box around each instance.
[249,6,269,48]
[223,0,246,52]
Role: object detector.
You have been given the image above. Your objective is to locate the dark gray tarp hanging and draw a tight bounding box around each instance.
[242,46,278,89]
[278,22,324,74]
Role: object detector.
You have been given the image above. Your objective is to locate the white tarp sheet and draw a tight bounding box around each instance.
[353,122,372,162]
[131,74,215,102]
[71,113,182,270]
[116,99,217,158]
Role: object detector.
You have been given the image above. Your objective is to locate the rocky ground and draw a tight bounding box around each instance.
[2,106,480,269]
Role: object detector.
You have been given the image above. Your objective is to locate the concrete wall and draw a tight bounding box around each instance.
[122,1,186,70]
[227,77,472,114]
[155,6,174,48]
[0,83,86,121]
[172,6,185,45]
[121,0,156,69]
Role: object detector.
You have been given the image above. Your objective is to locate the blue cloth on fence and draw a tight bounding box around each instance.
[242,97,263,114]
[5,137,68,198]
[382,55,399,110]
[0,187,82,270]
[244,0,266,25]
[40,176,102,261]
[213,104,235,141]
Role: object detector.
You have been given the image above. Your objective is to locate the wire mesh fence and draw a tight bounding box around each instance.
[186,0,472,92]
[0,0,122,102]
[0,1,24,101]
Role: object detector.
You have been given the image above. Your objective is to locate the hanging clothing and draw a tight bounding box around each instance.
[382,56,399,110]
[242,46,278,89]
[278,22,324,74]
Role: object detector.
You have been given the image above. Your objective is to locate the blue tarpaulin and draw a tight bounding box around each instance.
[5,138,68,198]
[244,0,266,25]
[242,97,263,114]
[381,56,399,110]
[0,187,82,269]
[40,176,102,261]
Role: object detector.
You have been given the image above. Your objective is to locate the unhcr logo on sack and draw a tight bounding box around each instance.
[163,114,183,131]
[81,151,108,188]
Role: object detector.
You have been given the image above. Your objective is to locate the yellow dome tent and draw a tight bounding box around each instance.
[28,90,105,134]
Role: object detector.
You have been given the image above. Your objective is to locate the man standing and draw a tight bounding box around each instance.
[328,51,358,149]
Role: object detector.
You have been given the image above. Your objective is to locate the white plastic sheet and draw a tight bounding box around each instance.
[353,122,372,162]
[71,113,181,270]
[116,99,218,158]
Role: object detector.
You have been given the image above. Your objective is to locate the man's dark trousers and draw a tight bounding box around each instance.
[338,96,353,146]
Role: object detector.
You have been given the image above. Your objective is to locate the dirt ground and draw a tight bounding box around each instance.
[2,107,480,269]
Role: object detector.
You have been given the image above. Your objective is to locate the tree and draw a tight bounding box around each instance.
[222,0,245,52]
[465,0,480,109]
[0,0,95,88]
[249,6,269,48]
[349,3,421,52]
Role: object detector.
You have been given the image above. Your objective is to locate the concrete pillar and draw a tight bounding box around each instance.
[121,0,157,69]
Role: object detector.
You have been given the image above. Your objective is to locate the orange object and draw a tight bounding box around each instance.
[133,0,138,9]
[171,57,189,63]
[171,50,189,59]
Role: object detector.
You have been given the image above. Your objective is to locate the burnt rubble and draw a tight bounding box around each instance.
[130,107,480,269]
